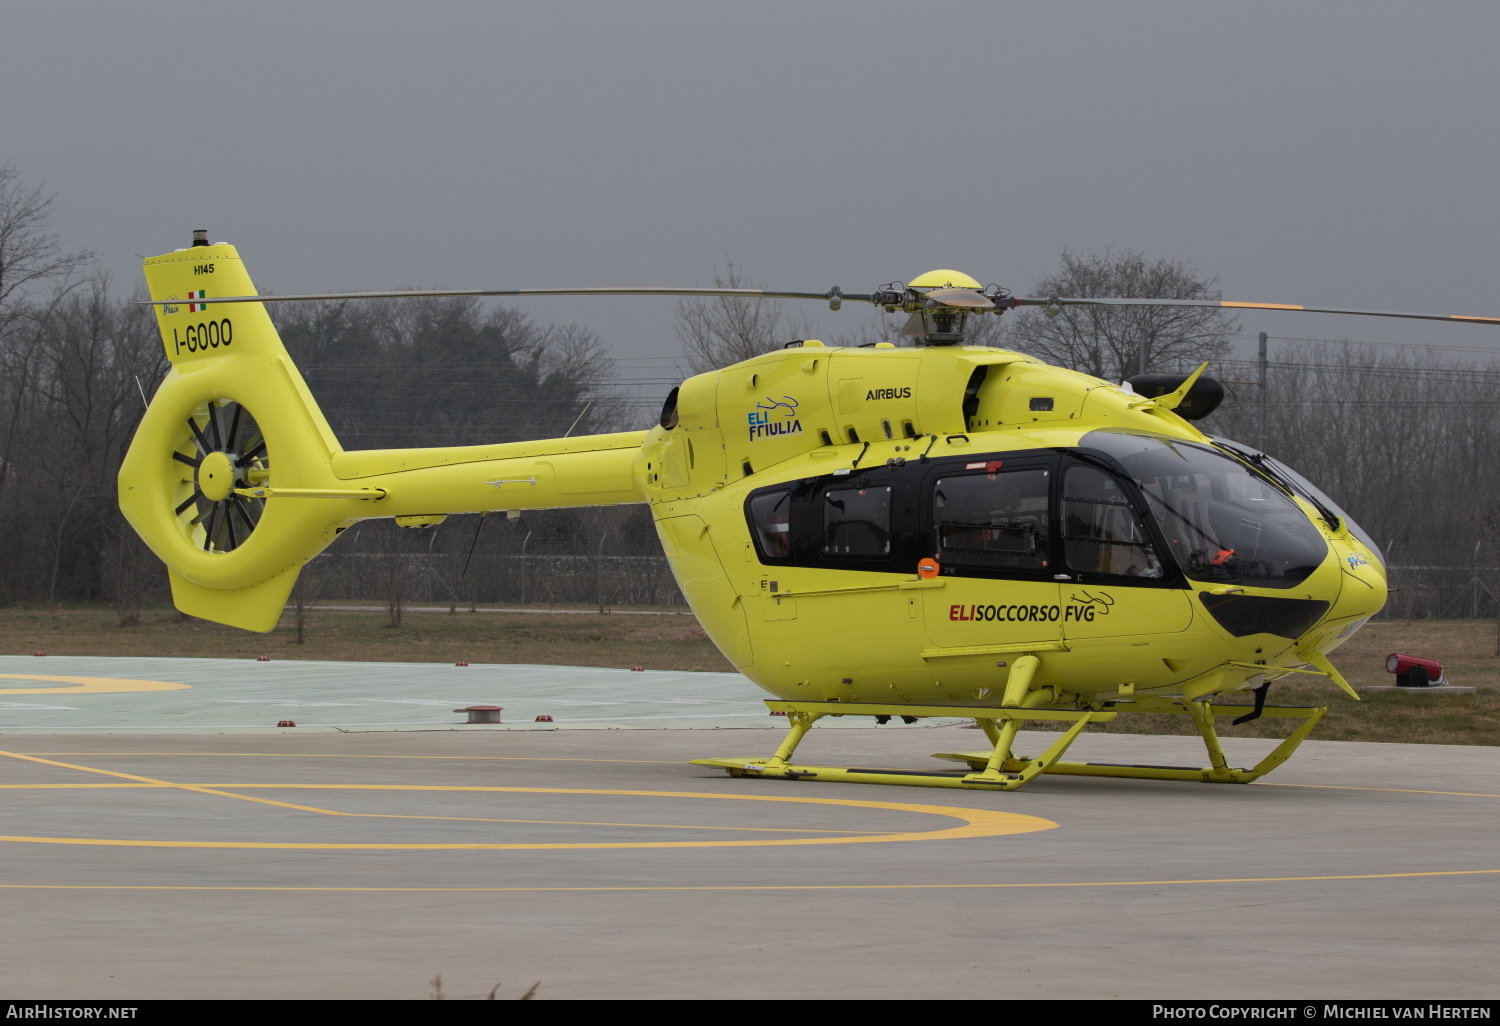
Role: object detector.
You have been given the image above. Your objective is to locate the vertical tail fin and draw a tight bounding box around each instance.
[120,236,647,633]
[120,239,349,631]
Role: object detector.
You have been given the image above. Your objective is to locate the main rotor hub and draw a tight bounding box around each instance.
[872,269,1014,346]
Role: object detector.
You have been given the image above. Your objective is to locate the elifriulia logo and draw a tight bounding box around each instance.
[749,395,803,441]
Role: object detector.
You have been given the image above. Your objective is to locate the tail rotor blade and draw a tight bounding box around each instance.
[225,403,243,453]
[188,416,213,455]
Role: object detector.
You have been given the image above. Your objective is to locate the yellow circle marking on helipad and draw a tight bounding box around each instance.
[0,674,191,695]
[0,785,1056,851]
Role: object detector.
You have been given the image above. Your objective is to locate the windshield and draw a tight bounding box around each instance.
[1079,431,1329,589]
[1211,436,1385,567]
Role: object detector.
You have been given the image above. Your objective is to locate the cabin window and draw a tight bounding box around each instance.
[932,468,1051,571]
[1062,465,1163,578]
[822,486,891,557]
[748,490,792,558]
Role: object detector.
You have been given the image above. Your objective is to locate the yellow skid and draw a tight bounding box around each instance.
[692,698,1326,792]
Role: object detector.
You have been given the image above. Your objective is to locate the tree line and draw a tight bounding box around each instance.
[2,160,1495,625]
[0,163,656,622]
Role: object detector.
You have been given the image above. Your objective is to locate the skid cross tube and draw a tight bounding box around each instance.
[691,696,1327,792]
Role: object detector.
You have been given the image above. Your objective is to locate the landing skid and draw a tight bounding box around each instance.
[691,697,1327,791]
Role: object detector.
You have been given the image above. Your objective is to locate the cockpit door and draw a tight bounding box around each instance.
[922,459,1063,654]
[1057,460,1193,642]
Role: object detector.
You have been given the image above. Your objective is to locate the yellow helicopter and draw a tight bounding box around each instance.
[121,232,1498,792]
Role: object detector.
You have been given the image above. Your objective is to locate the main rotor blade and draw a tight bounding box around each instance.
[140,286,874,307]
[1016,296,1500,327]
[136,281,1500,327]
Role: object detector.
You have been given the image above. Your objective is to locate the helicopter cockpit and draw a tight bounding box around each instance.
[1077,431,1331,590]
[743,430,1344,596]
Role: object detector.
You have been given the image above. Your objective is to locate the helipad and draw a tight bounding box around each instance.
[0,657,1495,1000]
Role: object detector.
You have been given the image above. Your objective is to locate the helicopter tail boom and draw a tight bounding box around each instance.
[119,240,645,632]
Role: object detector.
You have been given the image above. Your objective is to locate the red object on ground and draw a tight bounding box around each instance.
[630,666,645,672]
[455,705,503,724]
[277,720,296,728]
[1386,653,1445,687]
[534,715,554,722]
[455,661,469,667]
[32,651,45,657]
[256,656,271,662]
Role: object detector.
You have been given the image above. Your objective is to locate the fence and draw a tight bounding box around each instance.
[304,539,687,611]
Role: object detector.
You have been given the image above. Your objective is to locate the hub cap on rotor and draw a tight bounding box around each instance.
[196,451,236,502]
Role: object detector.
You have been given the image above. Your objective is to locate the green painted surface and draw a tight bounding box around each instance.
[0,656,962,734]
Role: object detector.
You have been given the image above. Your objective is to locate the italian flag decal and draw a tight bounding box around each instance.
[188,290,206,312]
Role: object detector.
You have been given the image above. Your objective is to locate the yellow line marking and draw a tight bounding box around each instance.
[339,813,893,834]
[0,674,191,695]
[0,783,171,789]
[1257,782,1500,800]
[0,750,346,817]
[2,868,1499,893]
[0,782,1053,850]
[0,783,890,832]
[21,756,1500,803]
[0,783,891,833]
[1222,302,1305,311]
[24,752,683,765]
[8,779,1500,803]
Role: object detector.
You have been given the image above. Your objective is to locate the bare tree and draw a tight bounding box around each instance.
[102,525,154,627]
[1005,248,1238,381]
[288,570,324,645]
[0,163,90,332]
[364,522,427,628]
[674,262,812,373]
[273,296,624,448]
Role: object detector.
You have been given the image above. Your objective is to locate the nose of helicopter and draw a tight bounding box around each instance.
[1309,536,1388,651]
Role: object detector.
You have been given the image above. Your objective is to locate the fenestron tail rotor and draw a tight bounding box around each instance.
[171,400,268,553]
[124,235,650,634]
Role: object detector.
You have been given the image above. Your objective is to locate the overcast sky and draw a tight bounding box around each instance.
[5,0,1500,382]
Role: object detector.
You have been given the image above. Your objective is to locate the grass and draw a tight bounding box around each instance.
[0,602,734,672]
[1068,618,1500,746]
[2,604,1496,745]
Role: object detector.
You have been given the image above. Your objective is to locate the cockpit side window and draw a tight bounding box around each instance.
[822,485,891,557]
[748,489,792,559]
[932,468,1051,571]
[1062,465,1163,579]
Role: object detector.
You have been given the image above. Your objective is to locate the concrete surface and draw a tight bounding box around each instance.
[1,720,1498,999]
